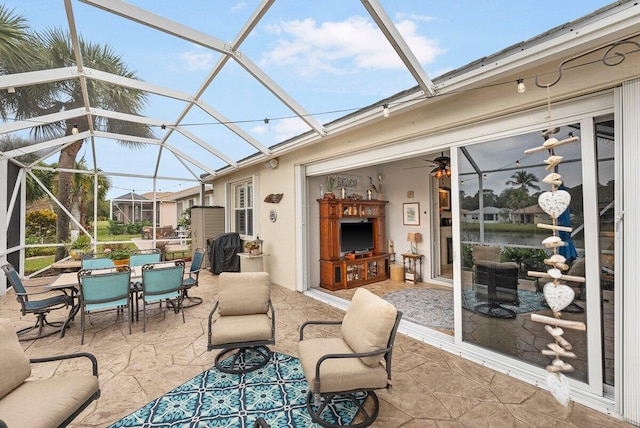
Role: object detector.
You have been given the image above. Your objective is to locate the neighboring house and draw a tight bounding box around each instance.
[513,204,550,224]
[461,206,511,223]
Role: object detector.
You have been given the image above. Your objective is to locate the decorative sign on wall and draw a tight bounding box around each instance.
[264,193,283,203]
[336,174,362,190]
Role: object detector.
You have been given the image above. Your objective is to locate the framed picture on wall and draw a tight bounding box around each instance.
[403,202,420,226]
[439,188,451,211]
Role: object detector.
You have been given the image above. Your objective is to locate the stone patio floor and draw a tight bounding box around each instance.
[0,269,631,427]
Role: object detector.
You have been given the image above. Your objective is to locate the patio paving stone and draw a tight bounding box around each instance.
[0,269,632,427]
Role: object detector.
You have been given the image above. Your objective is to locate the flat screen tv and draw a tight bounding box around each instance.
[340,222,374,254]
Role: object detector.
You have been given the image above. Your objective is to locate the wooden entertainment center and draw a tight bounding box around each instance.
[318,198,390,290]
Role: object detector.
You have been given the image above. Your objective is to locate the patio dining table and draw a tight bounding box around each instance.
[48,266,144,337]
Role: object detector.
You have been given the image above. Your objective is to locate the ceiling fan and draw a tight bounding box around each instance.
[425,152,451,179]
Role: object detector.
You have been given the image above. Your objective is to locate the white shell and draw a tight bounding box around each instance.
[543,137,559,148]
[544,282,575,313]
[548,268,562,279]
[544,155,564,170]
[548,327,564,337]
[542,172,563,185]
[549,254,567,264]
[542,236,563,248]
[538,190,571,218]
[546,372,571,406]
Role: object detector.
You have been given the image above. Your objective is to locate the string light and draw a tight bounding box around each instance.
[382,104,390,117]
[516,160,521,167]
[517,78,526,93]
[72,124,79,135]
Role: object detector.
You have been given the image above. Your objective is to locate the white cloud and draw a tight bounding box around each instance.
[260,15,444,76]
[251,117,310,142]
[177,50,215,72]
[395,12,434,23]
[230,2,247,13]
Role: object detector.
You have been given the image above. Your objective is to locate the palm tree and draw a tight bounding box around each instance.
[505,170,540,193]
[5,27,153,259]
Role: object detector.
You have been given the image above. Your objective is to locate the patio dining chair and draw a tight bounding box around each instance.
[181,247,205,307]
[78,266,132,345]
[298,288,402,428]
[141,260,185,332]
[207,272,275,374]
[1,263,74,341]
[81,252,114,269]
[129,248,162,319]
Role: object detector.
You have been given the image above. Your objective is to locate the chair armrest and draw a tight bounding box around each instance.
[30,352,99,377]
[254,418,270,428]
[299,320,342,340]
[16,287,71,297]
[0,418,7,428]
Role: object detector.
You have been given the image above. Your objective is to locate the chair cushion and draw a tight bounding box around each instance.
[0,318,31,399]
[341,288,398,367]
[218,272,270,316]
[298,337,389,393]
[0,375,99,427]
[209,314,272,346]
[473,245,501,263]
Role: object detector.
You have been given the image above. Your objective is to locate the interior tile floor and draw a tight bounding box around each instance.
[0,269,629,427]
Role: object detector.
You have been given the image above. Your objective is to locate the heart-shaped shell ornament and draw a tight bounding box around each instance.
[543,282,575,313]
[547,372,571,406]
[538,190,571,218]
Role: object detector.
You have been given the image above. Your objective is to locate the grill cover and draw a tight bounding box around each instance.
[208,232,242,274]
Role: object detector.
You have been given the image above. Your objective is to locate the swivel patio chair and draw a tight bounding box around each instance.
[0,318,100,427]
[207,272,275,374]
[77,266,132,345]
[181,247,205,307]
[141,260,185,332]
[298,288,402,428]
[471,245,520,319]
[81,252,114,269]
[1,263,74,341]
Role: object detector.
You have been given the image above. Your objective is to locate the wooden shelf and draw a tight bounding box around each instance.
[318,198,389,290]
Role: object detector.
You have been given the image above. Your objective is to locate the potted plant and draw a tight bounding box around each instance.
[244,240,260,255]
[105,244,130,268]
[66,234,91,260]
[324,174,337,198]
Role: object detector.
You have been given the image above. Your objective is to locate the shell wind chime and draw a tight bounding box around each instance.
[523,127,586,406]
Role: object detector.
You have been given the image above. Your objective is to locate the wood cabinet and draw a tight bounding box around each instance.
[318,198,389,290]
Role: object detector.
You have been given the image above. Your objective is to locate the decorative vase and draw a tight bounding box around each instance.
[113,258,130,271]
[251,248,261,256]
[69,249,84,260]
[324,192,335,199]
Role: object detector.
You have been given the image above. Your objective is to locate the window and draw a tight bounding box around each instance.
[233,180,253,236]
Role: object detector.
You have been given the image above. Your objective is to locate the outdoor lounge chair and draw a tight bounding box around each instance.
[181,247,205,307]
[0,317,100,427]
[81,252,114,269]
[1,263,74,341]
[471,245,520,318]
[141,261,185,332]
[77,266,132,345]
[207,272,275,374]
[298,288,402,428]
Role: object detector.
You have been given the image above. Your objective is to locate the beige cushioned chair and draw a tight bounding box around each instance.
[207,272,275,373]
[298,288,402,428]
[0,318,100,427]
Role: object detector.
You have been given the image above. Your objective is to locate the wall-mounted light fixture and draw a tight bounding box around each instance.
[264,158,279,169]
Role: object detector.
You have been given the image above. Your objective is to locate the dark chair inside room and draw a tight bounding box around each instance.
[1,263,74,341]
[298,288,403,428]
[472,245,520,319]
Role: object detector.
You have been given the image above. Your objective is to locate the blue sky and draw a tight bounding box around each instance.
[3,0,613,198]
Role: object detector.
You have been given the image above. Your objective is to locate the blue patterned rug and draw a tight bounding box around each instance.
[383,288,547,330]
[108,352,364,427]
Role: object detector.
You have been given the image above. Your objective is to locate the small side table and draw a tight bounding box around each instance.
[402,253,423,284]
[237,253,266,272]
